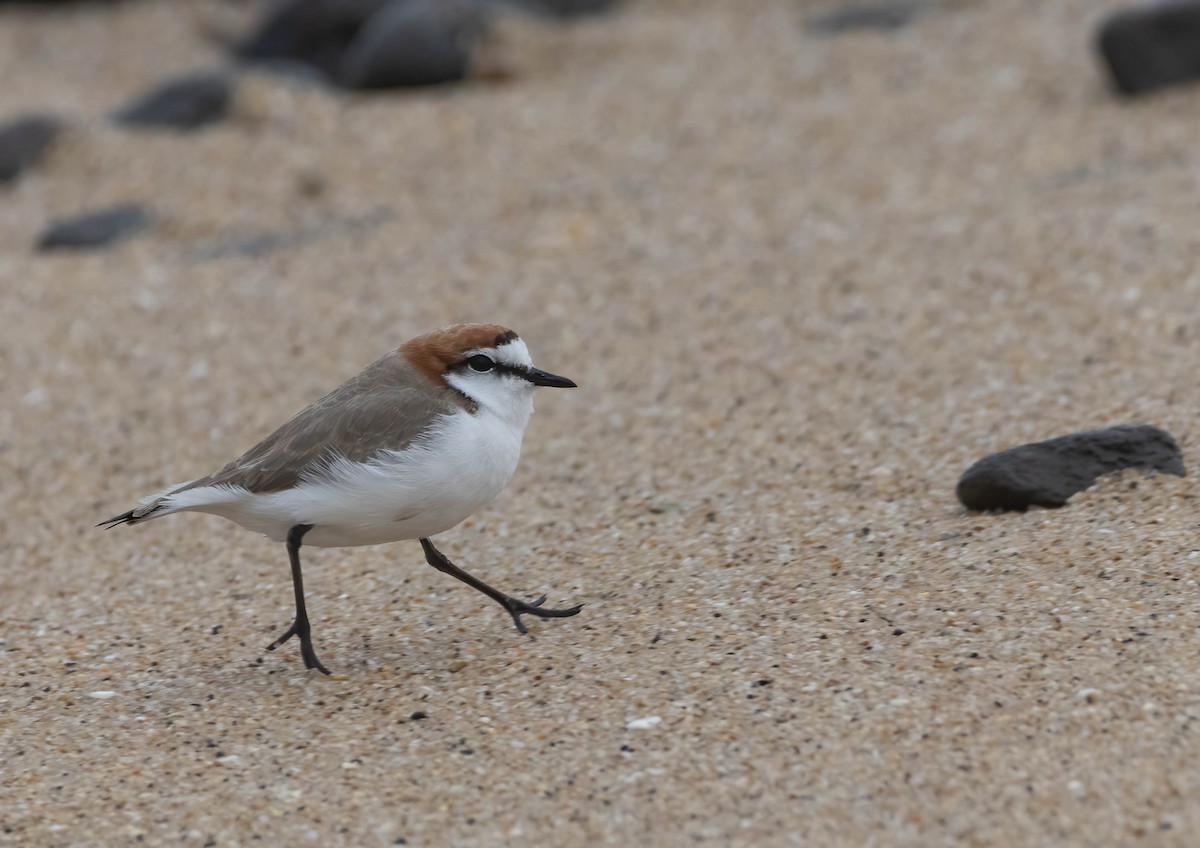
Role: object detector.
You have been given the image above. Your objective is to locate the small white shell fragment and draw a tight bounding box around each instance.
[88,691,118,699]
[626,716,662,730]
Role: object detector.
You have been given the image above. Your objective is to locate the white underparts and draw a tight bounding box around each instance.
[145,403,530,547]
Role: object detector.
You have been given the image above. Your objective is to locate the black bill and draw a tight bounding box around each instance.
[524,367,577,388]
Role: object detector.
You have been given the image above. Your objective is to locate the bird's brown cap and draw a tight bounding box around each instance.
[399,323,519,386]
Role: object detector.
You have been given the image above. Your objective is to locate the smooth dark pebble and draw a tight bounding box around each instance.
[505,0,623,17]
[37,203,152,251]
[337,0,486,89]
[807,0,928,35]
[112,72,234,131]
[235,0,389,79]
[1097,1,1200,96]
[956,424,1185,511]
[0,115,62,185]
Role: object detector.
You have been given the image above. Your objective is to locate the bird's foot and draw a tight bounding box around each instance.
[266,620,331,675]
[501,594,584,635]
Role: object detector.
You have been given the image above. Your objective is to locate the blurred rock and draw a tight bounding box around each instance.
[235,0,389,79]
[112,72,234,131]
[1097,1,1200,96]
[504,0,622,17]
[956,424,1185,511]
[0,115,61,186]
[337,0,487,89]
[38,204,152,251]
[807,1,928,35]
[237,0,489,89]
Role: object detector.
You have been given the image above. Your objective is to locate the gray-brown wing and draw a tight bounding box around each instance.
[175,353,465,495]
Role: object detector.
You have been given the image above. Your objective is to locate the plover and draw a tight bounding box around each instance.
[101,323,580,674]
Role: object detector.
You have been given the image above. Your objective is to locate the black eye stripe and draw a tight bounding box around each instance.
[460,355,527,378]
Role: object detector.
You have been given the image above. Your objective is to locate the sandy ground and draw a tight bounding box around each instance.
[3,0,1200,844]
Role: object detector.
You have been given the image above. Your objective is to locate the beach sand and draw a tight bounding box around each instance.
[3,0,1200,844]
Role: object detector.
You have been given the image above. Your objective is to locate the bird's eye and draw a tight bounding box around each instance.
[467,354,495,373]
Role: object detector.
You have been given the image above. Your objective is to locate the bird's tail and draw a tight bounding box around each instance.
[96,503,165,529]
[96,482,194,529]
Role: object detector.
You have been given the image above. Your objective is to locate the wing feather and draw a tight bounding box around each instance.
[172,352,466,496]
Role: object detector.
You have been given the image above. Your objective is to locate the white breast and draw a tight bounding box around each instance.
[179,406,528,548]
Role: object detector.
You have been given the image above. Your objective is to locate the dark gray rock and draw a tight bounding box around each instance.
[112,72,234,131]
[337,0,486,89]
[38,203,152,251]
[1097,1,1200,96]
[0,115,62,185]
[503,0,622,17]
[235,0,390,79]
[956,424,1185,511]
[807,1,928,35]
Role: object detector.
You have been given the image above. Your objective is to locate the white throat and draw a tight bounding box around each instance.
[443,338,537,432]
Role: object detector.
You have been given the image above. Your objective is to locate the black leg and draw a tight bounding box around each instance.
[419,537,583,634]
[266,524,331,675]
